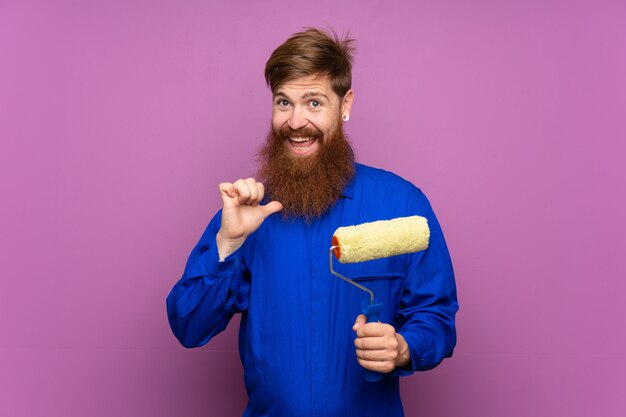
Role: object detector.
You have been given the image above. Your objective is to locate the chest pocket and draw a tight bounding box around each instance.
[343,272,405,325]
[351,273,403,282]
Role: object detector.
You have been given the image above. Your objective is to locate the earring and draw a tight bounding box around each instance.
[342,114,350,122]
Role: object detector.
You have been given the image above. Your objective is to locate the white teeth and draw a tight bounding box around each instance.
[288,136,316,153]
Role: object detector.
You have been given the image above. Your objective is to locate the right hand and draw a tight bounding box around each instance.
[216,178,283,260]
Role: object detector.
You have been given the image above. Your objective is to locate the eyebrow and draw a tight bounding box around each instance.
[274,91,330,101]
[302,91,330,101]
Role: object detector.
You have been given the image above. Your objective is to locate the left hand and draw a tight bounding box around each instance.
[353,314,411,373]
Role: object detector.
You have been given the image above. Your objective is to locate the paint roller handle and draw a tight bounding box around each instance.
[362,300,384,382]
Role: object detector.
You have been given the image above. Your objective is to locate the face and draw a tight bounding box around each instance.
[271,74,353,158]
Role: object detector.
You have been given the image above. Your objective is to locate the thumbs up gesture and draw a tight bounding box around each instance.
[216,178,283,260]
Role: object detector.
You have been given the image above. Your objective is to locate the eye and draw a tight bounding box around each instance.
[276,99,289,107]
[310,100,321,108]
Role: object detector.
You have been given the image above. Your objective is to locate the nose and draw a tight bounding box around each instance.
[287,106,308,130]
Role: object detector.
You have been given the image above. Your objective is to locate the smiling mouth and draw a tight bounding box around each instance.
[288,137,317,153]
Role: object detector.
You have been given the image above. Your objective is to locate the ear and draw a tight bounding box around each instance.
[341,90,354,116]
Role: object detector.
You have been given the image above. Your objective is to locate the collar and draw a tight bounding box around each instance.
[340,164,358,200]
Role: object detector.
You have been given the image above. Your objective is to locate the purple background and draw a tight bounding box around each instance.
[1,1,625,416]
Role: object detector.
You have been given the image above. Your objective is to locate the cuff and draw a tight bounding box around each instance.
[206,235,243,277]
[206,236,247,313]
[393,330,428,376]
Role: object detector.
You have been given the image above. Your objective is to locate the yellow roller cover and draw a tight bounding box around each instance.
[332,216,430,263]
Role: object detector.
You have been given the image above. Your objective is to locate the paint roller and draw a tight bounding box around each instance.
[329,215,430,382]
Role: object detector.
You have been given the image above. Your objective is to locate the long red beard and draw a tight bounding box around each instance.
[257,122,355,222]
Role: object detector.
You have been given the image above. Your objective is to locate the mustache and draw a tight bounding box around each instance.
[276,125,323,140]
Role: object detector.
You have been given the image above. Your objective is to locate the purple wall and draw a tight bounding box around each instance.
[1,1,625,416]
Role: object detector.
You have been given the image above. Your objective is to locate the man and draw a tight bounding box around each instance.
[167,28,458,417]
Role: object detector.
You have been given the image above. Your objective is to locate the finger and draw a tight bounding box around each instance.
[356,358,395,374]
[354,336,388,351]
[233,179,252,204]
[356,348,398,362]
[352,314,367,331]
[219,182,236,197]
[244,178,260,204]
[355,331,399,351]
[356,322,387,338]
[261,201,283,217]
[257,182,265,202]
[218,183,239,207]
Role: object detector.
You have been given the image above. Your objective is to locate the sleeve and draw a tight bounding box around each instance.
[394,189,458,374]
[166,210,250,348]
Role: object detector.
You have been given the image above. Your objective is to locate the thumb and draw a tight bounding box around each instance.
[352,314,367,331]
[261,201,283,217]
